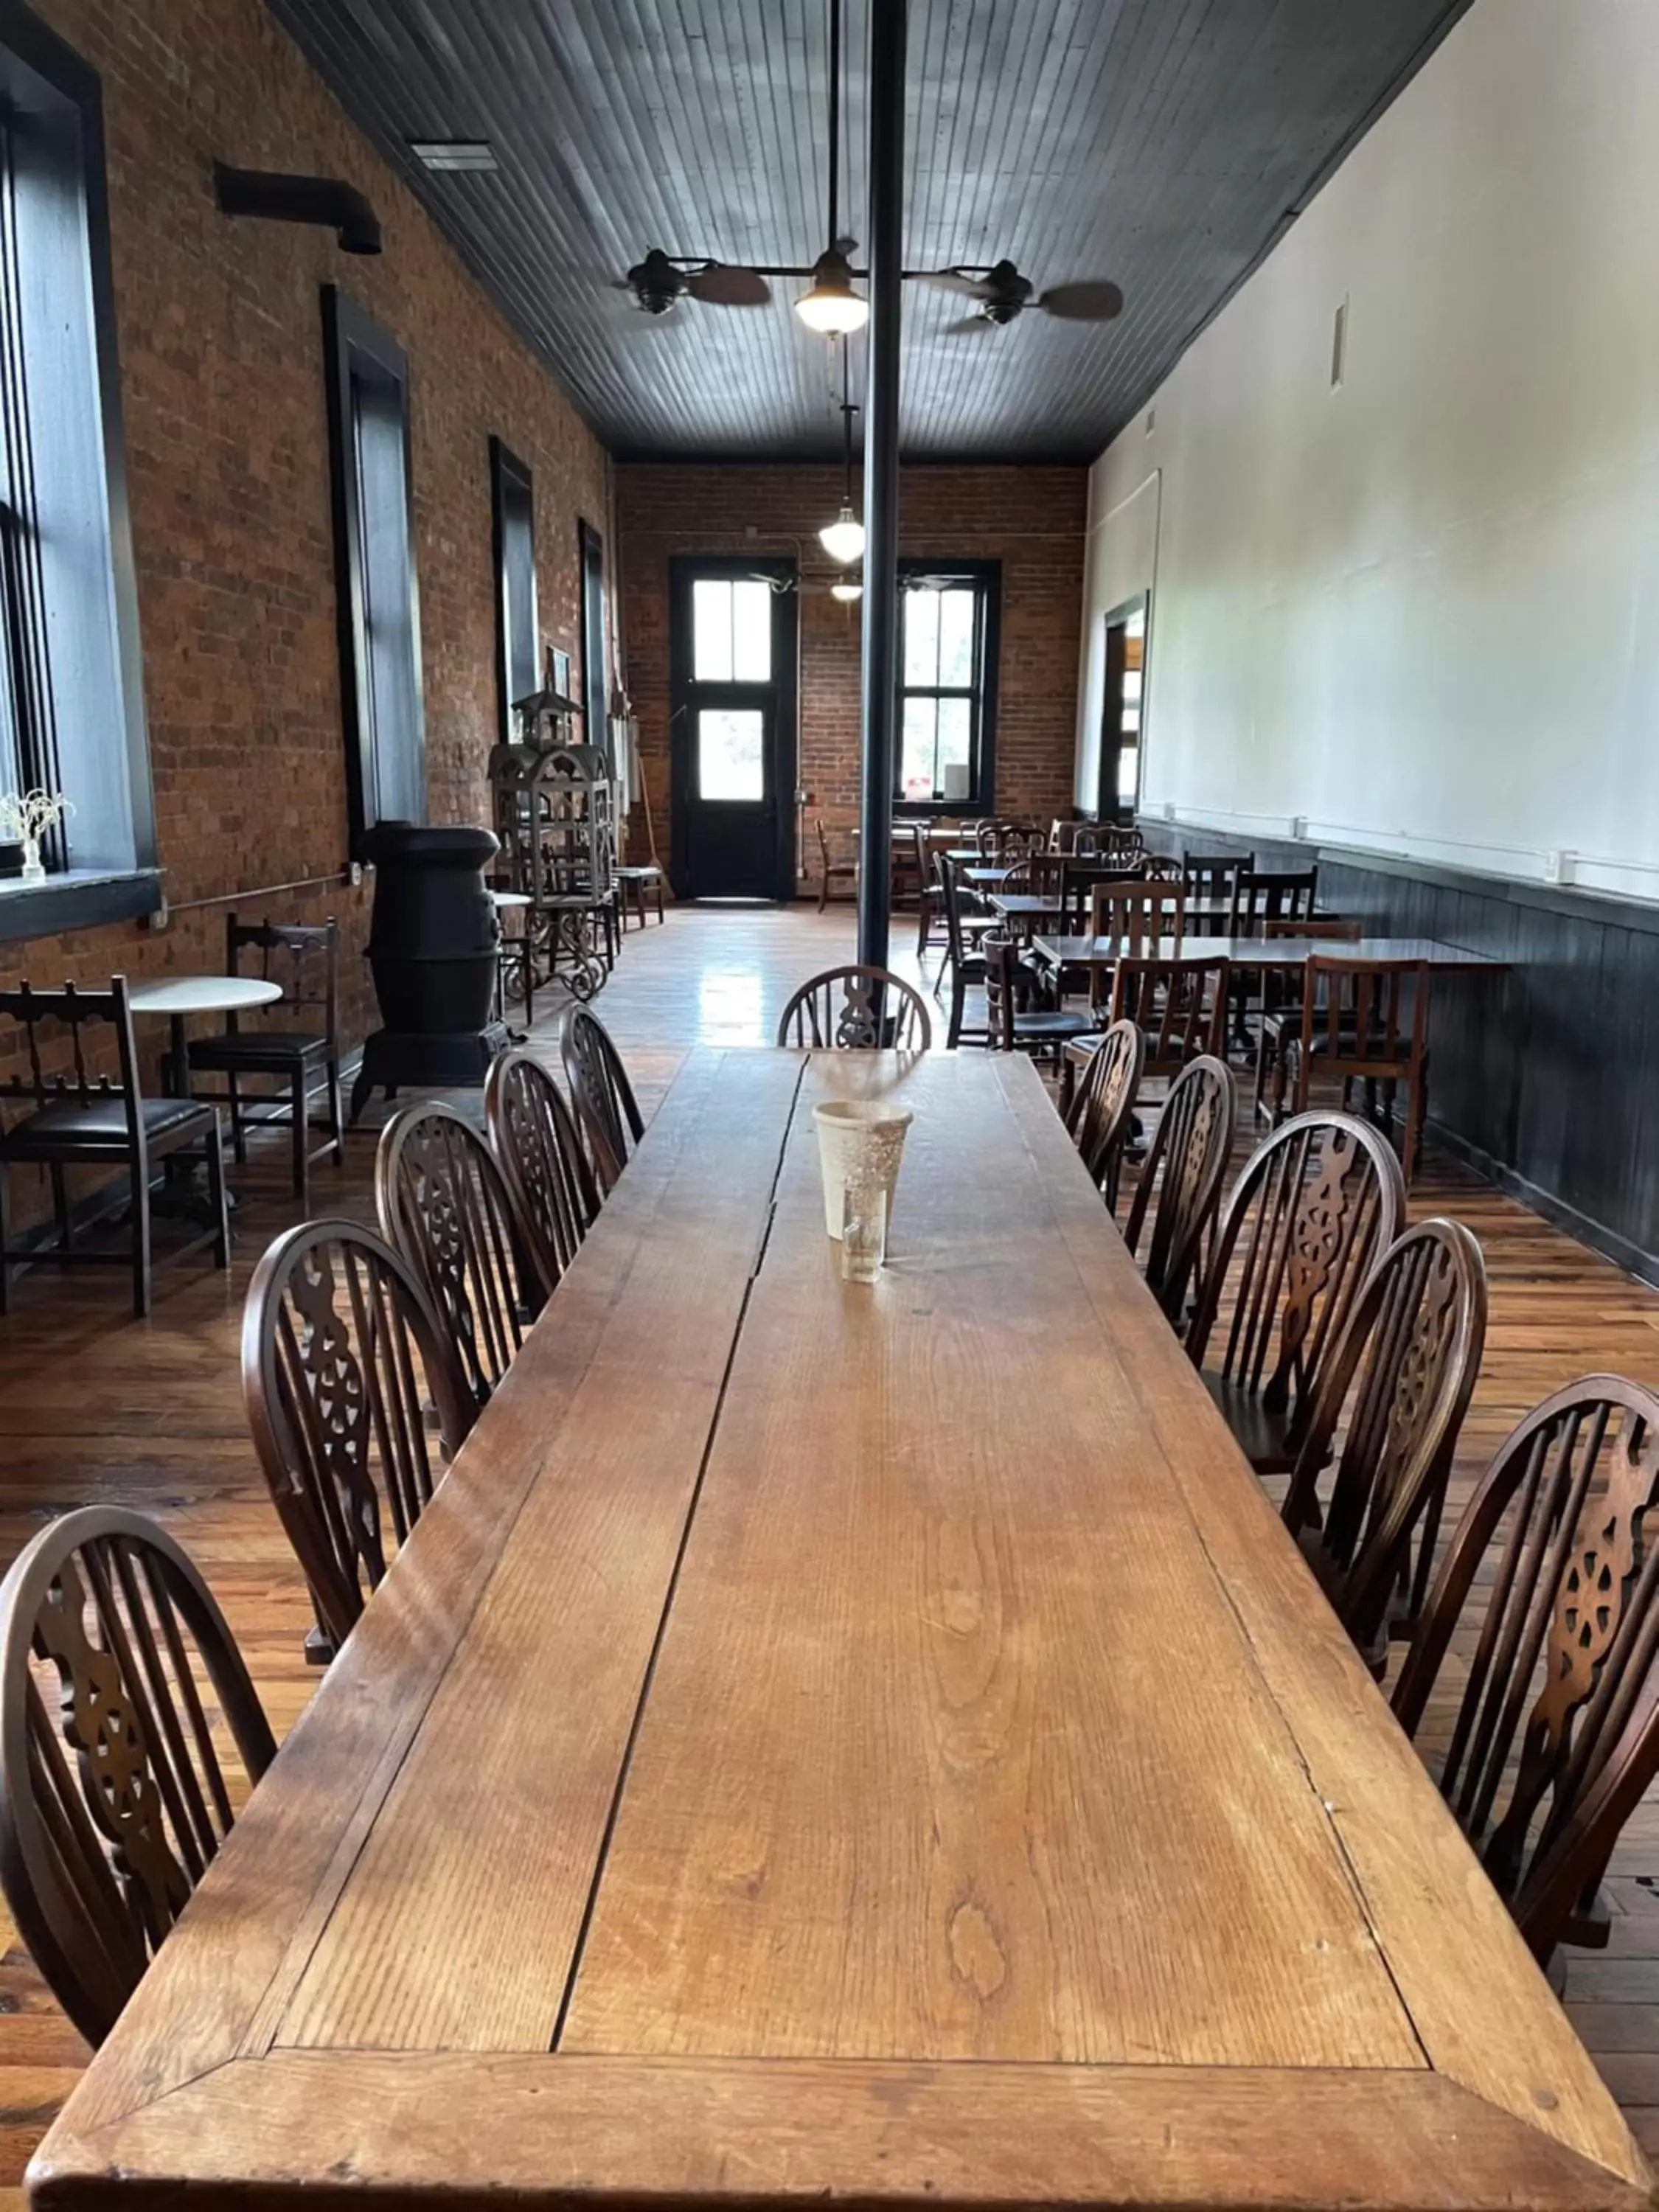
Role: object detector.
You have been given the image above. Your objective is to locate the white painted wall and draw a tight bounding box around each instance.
[1077,0,1659,900]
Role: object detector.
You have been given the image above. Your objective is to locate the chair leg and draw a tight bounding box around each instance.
[1402,1074,1425,1192]
[947,966,966,1051]
[291,1068,310,1210]
[131,1167,153,1319]
[228,1070,246,1165]
[206,1113,230,1270]
[50,1164,71,1251]
[327,1057,346,1169]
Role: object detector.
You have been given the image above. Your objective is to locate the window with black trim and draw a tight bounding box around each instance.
[0,4,153,909]
[322,287,424,850]
[896,560,999,812]
[490,438,537,740]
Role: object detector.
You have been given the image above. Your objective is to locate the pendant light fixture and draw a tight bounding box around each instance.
[796,0,869,336]
[819,343,866,565]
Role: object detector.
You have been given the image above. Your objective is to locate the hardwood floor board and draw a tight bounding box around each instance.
[0,901,1657,2168]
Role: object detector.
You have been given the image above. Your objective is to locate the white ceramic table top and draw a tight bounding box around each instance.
[128,976,284,1015]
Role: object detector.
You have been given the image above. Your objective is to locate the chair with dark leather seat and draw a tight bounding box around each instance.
[0,977,229,1318]
[185,916,343,1211]
[982,933,1095,1061]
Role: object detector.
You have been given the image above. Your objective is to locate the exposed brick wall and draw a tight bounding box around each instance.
[2,0,608,1058]
[615,462,1087,885]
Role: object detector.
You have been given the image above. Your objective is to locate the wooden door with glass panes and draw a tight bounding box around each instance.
[669,558,797,900]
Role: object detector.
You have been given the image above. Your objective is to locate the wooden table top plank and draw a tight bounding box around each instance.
[561,1051,1422,2068]
[991,1056,1647,2189]
[271,1049,806,2054]
[31,2053,1652,2212]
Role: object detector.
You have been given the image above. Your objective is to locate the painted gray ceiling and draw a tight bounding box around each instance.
[263,0,1472,462]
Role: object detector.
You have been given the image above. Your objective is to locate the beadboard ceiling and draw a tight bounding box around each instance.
[263,0,1472,462]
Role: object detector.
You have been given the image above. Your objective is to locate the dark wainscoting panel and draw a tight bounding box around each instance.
[1142,818,1659,1285]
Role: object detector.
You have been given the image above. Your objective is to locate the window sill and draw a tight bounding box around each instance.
[0,866,161,945]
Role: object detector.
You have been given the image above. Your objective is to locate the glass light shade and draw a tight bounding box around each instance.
[830,580,863,602]
[795,248,869,335]
[819,506,866,563]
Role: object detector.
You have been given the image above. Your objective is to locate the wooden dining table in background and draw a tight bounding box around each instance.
[29,1049,1642,2212]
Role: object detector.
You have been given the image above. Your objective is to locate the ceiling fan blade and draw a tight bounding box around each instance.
[684,262,772,307]
[1037,279,1125,322]
[917,268,989,298]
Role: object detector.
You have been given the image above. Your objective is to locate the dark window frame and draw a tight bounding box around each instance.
[894,557,1001,817]
[0,1,156,941]
[490,437,536,743]
[578,515,606,762]
[321,285,425,855]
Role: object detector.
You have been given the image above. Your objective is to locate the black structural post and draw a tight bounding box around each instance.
[855,0,906,973]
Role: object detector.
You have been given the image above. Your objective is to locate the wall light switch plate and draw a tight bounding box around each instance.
[1290,815,1309,840]
[1543,849,1576,886]
[1161,801,1176,822]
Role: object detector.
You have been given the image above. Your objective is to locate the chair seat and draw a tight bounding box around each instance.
[613,864,662,882]
[1012,1009,1095,1041]
[188,1029,328,1071]
[0,1094,213,1155]
[1200,1371,1300,1475]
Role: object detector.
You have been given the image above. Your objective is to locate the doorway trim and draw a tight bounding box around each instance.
[668,555,798,900]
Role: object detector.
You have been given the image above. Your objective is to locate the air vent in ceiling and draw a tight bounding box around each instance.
[408,141,498,172]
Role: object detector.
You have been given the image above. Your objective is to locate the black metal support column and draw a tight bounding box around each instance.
[856,0,906,972]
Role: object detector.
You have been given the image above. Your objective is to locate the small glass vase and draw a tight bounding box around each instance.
[18,835,44,885]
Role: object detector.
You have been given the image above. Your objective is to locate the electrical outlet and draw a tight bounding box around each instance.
[1161,801,1176,822]
[1290,815,1309,841]
[1543,849,1576,886]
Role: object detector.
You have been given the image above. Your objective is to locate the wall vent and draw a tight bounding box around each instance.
[1330,298,1349,389]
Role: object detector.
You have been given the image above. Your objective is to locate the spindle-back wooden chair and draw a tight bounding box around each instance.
[1122,1054,1237,1324]
[560,1006,644,1192]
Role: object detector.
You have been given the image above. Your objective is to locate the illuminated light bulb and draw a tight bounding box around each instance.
[795,247,869,335]
[831,580,863,602]
[818,505,866,563]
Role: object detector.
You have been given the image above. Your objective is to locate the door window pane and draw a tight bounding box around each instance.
[692,577,773,684]
[937,589,976,686]
[901,698,937,801]
[698,708,765,800]
[903,588,939,686]
[693,580,733,682]
[937,698,972,797]
[1117,742,1139,807]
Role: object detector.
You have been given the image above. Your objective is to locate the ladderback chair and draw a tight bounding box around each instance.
[1107,955,1231,1079]
[1392,1377,1659,1964]
[242,1218,476,1658]
[1065,1017,1144,1205]
[1186,1112,1405,1475]
[998,852,1067,901]
[815,818,858,911]
[377,1102,552,1409]
[0,978,228,1318]
[1231,866,1319,936]
[1270,956,1433,1186]
[983,934,1094,1062]
[485,1050,599,1286]
[1122,1054,1237,1325]
[1281,1217,1487,1670]
[1182,851,1255,925]
[912,822,947,959]
[936,855,990,1047]
[1089,880,1186,953]
[776,964,932,1050]
[560,1005,644,1192]
[185,915,344,1209]
[0,1506,276,2048]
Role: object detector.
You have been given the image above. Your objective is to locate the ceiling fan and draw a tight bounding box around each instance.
[917,258,1124,330]
[617,248,771,317]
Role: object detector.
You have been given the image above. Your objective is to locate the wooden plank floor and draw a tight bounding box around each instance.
[2,897,1658,2193]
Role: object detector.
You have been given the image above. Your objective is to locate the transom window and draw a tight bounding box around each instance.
[692,577,772,684]
[896,563,999,811]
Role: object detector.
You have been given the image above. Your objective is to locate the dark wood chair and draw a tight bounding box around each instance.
[241,1217,476,1659]
[1140,855,1185,886]
[998,852,1068,900]
[1268,956,1433,1185]
[1230,866,1319,935]
[936,855,990,1046]
[376,1102,553,1411]
[0,1506,277,2049]
[613,863,666,929]
[1107,954,1231,1079]
[983,934,1095,1061]
[776,964,932,1050]
[485,1049,600,1287]
[185,915,344,1211]
[1087,885,1186,1016]
[911,822,948,959]
[1281,1217,1487,1672]
[1064,1016,1144,1205]
[1182,850,1254,926]
[814,818,858,911]
[1392,1377,1659,1966]
[1122,1053,1237,1324]
[560,1005,644,1192]
[1185,1111,1405,1475]
[0,978,229,1320]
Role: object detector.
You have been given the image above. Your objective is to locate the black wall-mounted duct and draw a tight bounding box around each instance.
[213,161,382,254]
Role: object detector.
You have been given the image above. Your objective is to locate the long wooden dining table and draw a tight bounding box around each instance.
[31,1048,1644,2212]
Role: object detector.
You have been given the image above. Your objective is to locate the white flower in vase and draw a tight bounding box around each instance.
[0,788,74,883]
